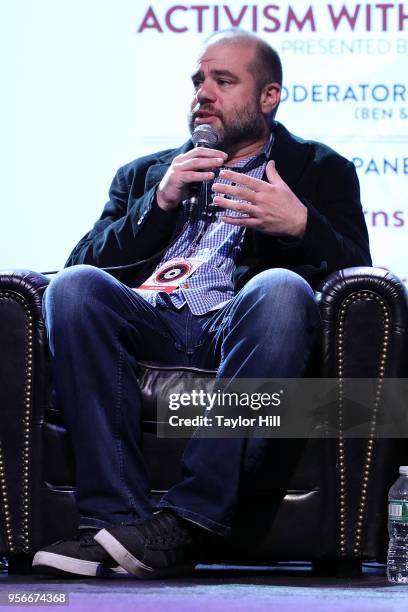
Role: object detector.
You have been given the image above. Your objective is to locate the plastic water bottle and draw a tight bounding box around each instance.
[387,466,408,583]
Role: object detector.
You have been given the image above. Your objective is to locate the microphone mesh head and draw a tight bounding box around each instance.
[192,124,219,147]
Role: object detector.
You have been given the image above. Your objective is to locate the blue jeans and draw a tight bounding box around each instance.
[43,265,320,535]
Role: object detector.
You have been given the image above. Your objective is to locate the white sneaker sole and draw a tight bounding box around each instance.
[32,551,129,577]
[94,529,194,579]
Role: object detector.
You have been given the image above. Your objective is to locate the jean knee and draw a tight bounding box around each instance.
[43,265,113,326]
[244,268,314,302]
[236,268,319,329]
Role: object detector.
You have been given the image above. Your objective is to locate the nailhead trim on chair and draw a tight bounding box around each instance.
[0,441,13,552]
[0,290,34,554]
[336,291,389,557]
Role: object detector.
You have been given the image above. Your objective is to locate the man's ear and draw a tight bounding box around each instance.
[260,82,281,115]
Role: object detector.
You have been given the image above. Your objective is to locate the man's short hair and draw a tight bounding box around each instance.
[204,30,283,91]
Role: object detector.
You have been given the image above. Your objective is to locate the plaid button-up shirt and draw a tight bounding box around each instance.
[136,135,273,315]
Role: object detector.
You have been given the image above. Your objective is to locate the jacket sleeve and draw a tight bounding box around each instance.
[303,158,370,269]
[65,164,180,269]
[278,155,372,274]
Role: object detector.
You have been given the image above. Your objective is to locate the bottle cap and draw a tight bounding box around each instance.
[399,466,408,475]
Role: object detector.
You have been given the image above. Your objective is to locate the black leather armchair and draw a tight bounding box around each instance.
[0,266,407,575]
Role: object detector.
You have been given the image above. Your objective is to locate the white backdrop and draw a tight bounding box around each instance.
[2,0,407,281]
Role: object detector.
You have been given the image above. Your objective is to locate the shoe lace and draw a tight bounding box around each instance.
[81,532,98,546]
[67,529,100,548]
[126,512,194,546]
[50,530,100,550]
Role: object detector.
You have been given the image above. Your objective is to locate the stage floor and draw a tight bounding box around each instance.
[1,562,407,611]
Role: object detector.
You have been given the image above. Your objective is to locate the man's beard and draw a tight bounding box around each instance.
[189,99,266,152]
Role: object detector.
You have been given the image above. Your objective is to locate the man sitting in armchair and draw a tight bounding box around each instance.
[33,30,371,578]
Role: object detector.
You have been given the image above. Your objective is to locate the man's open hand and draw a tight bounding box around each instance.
[212,161,308,238]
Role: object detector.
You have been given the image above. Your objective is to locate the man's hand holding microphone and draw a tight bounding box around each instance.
[156,125,225,212]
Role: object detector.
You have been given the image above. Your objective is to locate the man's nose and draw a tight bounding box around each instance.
[196,80,217,103]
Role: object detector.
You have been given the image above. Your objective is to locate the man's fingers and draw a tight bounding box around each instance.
[179,156,225,171]
[182,171,215,183]
[222,215,258,227]
[217,169,263,192]
[266,160,280,184]
[212,183,256,203]
[213,195,257,216]
[184,147,228,159]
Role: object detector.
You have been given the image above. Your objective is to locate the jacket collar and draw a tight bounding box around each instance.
[270,122,312,190]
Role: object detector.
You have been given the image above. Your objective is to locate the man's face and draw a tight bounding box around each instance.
[188,41,267,150]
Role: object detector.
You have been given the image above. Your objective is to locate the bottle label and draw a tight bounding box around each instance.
[389,500,408,523]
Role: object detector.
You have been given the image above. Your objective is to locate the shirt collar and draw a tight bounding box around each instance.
[263,132,274,159]
[228,131,274,170]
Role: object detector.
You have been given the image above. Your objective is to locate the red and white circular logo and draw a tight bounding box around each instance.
[155,262,191,283]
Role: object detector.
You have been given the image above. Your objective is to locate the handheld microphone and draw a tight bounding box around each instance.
[189,124,219,205]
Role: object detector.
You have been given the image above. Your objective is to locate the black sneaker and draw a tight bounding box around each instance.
[32,530,129,577]
[94,510,201,578]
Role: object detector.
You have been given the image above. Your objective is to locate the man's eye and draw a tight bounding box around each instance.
[193,80,203,90]
[218,80,231,87]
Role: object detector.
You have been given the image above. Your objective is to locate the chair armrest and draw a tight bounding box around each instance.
[0,270,52,556]
[316,266,408,377]
[315,266,408,560]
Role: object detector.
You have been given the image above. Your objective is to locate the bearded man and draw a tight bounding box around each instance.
[33,30,371,578]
